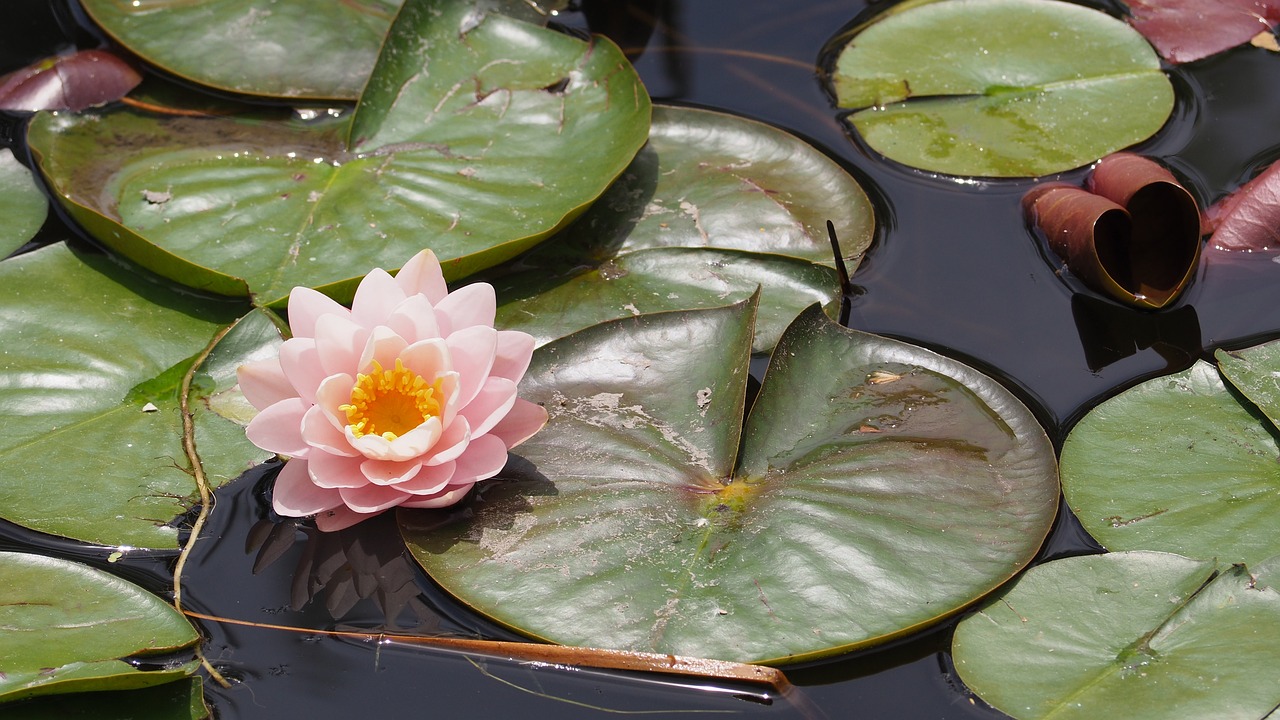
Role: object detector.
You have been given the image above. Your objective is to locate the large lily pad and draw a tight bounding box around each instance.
[0,243,277,548]
[0,148,47,257]
[0,551,200,704]
[1061,346,1280,567]
[402,302,1058,664]
[831,0,1174,177]
[4,679,207,720]
[492,105,875,352]
[28,0,651,306]
[953,551,1280,719]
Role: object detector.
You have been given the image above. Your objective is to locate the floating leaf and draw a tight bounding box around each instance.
[1206,157,1280,251]
[28,0,651,305]
[3,679,207,720]
[1061,347,1280,567]
[0,148,47,257]
[0,243,277,548]
[493,105,875,351]
[1120,0,1280,64]
[402,302,1058,663]
[1215,339,1280,433]
[0,49,141,112]
[1024,153,1201,309]
[831,0,1174,177]
[0,551,200,704]
[953,551,1280,720]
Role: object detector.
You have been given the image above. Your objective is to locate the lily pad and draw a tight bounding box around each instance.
[1061,348,1280,567]
[1206,157,1280,252]
[831,0,1174,177]
[28,0,651,305]
[492,105,875,352]
[0,49,142,112]
[3,679,207,720]
[0,148,46,257]
[0,243,277,548]
[953,551,1280,720]
[0,551,200,704]
[402,302,1058,663]
[1120,0,1280,65]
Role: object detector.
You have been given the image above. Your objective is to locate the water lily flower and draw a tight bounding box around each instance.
[236,250,547,531]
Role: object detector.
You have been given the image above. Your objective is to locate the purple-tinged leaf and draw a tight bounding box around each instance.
[1206,159,1280,251]
[1122,0,1280,64]
[0,50,141,112]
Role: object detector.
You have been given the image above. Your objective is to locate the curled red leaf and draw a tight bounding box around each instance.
[0,49,141,112]
[1206,159,1280,251]
[1122,0,1280,64]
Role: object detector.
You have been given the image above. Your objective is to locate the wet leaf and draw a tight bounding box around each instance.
[1120,0,1280,64]
[0,243,278,548]
[831,0,1173,177]
[2,679,207,720]
[0,148,47,257]
[1024,153,1201,309]
[0,551,200,704]
[0,50,141,112]
[1215,339,1280,433]
[953,551,1280,720]
[402,302,1058,663]
[1061,348,1280,567]
[1205,157,1280,251]
[28,0,651,305]
[492,105,875,352]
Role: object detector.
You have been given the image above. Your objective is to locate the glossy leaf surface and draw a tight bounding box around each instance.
[0,243,276,548]
[0,50,141,112]
[0,551,200,703]
[403,303,1058,663]
[1121,0,1280,64]
[1061,355,1280,567]
[954,551,1280,720]
[493,105,875,351]
[1206,158,1280,251]
[832,0,1173,177]
[0,148,47,257]
[28,0,651,305]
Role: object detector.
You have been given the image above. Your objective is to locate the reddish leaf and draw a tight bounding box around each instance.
[0,50,141,112]
[1025,153,1201,310]
[1122,0,1280,64]
[1206,159,1280,251]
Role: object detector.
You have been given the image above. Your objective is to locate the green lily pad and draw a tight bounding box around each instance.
[80,0,403,100]
[493,105,875,352]
[0,148,47,257]
[1215,340,1280,432]
[402,302,1058,663]
[28,0,651,306]
[0,243,278,548]
[953,551,1280,720]
[0,551,200,704]
[1061,352,1280,567]
[831,0,1174,177]
[3,679,207,719]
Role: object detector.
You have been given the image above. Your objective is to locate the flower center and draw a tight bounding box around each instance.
[340,359,443,440]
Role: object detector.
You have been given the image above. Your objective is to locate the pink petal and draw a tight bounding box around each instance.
[451,434,509,485]
[272,459,342,516]
[434,282,495,336]
[459,377,517,437]
[314,313,367,377]
[314,504,375,532]
[237,357,294,410]
[245,398,310,457]
[278,338,324,404]
[308,450,368,488]
[446,325,498,410]
[359,325,409,373]
[399,338,452,381]
[399,485,472,509]
[393,249,449,304]
[287,286,350,339]
[339,483,409,513]
[424,416,471,466]
[492,330,535,383]
[361,457,424,486]
[351,268,406,329]
[386,294,441,343]
[347,416,443,462]
[488,398,548,449]
[315,373,356,430]
[395,461,456,495]
[301,405,358,457]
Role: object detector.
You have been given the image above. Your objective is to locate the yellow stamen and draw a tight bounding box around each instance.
[339,358,443,441]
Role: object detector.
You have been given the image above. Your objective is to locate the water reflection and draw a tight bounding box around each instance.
[1070,293,1201,373]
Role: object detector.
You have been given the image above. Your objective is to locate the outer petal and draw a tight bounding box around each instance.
[446,325,498,410]
[272,460,343,516]
[351,268,406,329]
[386,294,441,344]
[491,330,535,383]
[399,485,472,509]
[394,461,455,495]
[237,357,294,410]
[424,416,470,466]
[459,377,517,437]
[434,282,495,336]
[309,450,368,488]
[278,337,324,404]
[287,286,350,339]
[245,398,310,457]
[339,483,408,514]
[301,405,358,457]
[314,504,375,532]
[450,434,509,485]
[360,457,423,486]
[488,398,549,449]
[314,313,367,377]
[393,249,449,304]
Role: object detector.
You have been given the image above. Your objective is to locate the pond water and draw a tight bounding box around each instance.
[4,0,1280,717]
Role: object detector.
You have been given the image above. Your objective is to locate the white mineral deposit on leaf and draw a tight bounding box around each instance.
[141,402,158,412]
[696,387,712,416]
[623,303,640,316]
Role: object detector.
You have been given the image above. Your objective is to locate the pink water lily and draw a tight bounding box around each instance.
[236,250,547,531]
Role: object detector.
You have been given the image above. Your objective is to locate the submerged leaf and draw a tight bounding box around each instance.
[0,50,141,112]
[0,148,47,257]
[1120,0,1280,64]
[1205,157,1280,251]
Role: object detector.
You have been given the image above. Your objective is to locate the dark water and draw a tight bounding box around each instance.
[4,0,1280,717]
